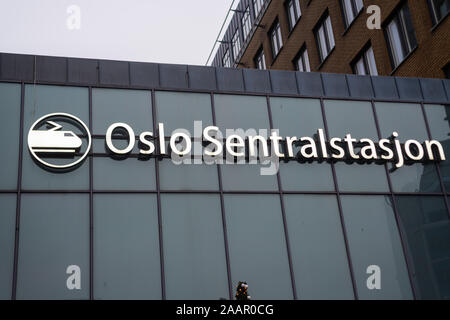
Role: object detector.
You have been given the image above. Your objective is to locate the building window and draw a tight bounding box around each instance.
[315,14,335,63]
[253,0,265,18]
[341,0,363,27]
[254,48,266,70]
[428,0,450,25]
[352,46,378,75]
[385,3,417,69]
[270,20,283,58]
[286,0,302,30]
[242,7,252,40]
[294,47,311,72]
[232,30,241,61]
[222,49,231,68]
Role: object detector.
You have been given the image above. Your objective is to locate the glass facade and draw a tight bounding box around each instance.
[0,80,449,300]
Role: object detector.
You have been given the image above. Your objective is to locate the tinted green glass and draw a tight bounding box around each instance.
[220,163,278,191]
[17,194,89,299]
[92,88,152,135]
[325,100,378,140]
[270,97,334,190]
[214,94,270,134]
[155,91,213,134]
[94,194,161,299]
[279,162,334,191]
[375,102,438,193]
[161,194,228,299]
[270,97,323,137]
[159,161,219,190]
[334,163,389,192]
[424,104,450,191]
[0,194,16,300]
[22,85,90,190]
[284,195,354,299]
[325,100,389,192]
[93,157,156,190]
[341,195,413,299]
[0,83,21,189]
[224,195,293,299]
[396,196,450,299]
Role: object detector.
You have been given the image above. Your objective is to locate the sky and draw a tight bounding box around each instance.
[0,0,233,66]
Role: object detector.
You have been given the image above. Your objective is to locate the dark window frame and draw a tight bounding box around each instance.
[285,0,302,31]
[383,2,418,71]
[427,0,450,26]
[269,18,284,61]
[350,42,378,76]
[313,10,336,64]
[292,44,311,72]
[254,46,267,70]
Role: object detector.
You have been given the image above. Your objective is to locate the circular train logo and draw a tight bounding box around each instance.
[27,113,91,170]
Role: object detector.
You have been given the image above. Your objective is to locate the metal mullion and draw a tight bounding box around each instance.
[11,82,25,300]
[266,95,298,300]
[319,97,359,300]
[370,99,418,299]
[88,87,94,300]
[419,102,450,219]
[151,88,166,300]
[210,92,233,300]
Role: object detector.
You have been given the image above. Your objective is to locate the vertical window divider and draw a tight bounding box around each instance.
[319,97,359,300]
[89,86,94,300]
[370,99,418,299]
[419,102,450,219]
[266,95,298,300]
[11,82,25,300]
[210,92,233,300]
[151,89,166,300]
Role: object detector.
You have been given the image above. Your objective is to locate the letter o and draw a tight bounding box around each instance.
[405,139,424,160]
[106,123,135,154]
[170,132,192,156]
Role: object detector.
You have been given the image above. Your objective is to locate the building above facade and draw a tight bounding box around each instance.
[212,0,450,79]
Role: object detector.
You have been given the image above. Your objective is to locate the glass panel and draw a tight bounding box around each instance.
[155,91,213,135]
[161,194,228,300]
[355,57,366,75]
[93,157,156,190]
[270,97,323,137]
[376,102,439,193]
[0,83,21,190]
[341,195,413,299]
[343,0,355,25]
[326,16,335,49]
[22,85,89,190]
[220,163,278,191]
[325,100,389,192]
[303,49,311,71]
[159,161,219,190]
[396,196,450,299]
[270,97,333,191]
[317,25,328,60]
[334,162,389,192]
[94,194,161,299]
[366,47,378,76]
[224,195,293,299]
[280,162,335,191]
[387,19,405,67]
[17,194,89,299]
[214,94,270,136]
[284,195,354,299]
[92,88,152,135]
[425,104,450,191]
[0,194,16,300]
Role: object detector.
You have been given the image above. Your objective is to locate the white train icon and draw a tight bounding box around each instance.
[28,121,82,154]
